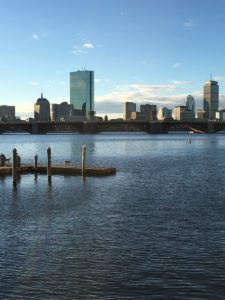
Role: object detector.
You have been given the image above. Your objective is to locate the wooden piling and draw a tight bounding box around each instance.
[34,155,38,172]
[12,148,17,185]
[47,147,52,179]
[17,155,21,172]
[82,145,86,177]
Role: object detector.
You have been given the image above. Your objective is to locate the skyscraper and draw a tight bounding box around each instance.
[70,70,94,118]
[203,80,219,120]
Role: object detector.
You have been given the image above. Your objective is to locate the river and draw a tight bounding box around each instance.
[0,133,225,299]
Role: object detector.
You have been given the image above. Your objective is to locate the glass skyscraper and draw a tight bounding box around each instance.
[70,70,94,118]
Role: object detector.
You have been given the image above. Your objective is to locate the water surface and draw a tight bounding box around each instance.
[0,133,225,299]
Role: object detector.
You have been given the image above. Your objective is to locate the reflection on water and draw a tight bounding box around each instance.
[0,133,225,299]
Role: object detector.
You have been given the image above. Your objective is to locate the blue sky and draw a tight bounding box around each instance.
[1,0,225,118]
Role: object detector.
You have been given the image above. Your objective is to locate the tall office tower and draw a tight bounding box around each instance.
[123,102,136,120]
[34,93,51,121]
[70,70,94,118]
[185,95,195,113]
[203,80,219,120]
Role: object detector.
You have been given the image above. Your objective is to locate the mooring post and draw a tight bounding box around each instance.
[82,145,86,177]
[47,147,52,180]
[17,155,21,172]
[12,148,17,186]
[34,154,38,172]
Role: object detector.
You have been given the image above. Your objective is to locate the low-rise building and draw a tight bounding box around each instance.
[197,109,207,120]
[0,105,15,121]
[215,110,225,121]
[51,102,74,122]
[157,107,172,120]
[173,106,195,121]
[130,112,147,121]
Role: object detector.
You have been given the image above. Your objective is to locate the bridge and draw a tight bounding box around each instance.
[0,120,225,134]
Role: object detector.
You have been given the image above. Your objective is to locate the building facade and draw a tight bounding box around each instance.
[34,93,51,121]
[173,106,194,121]
[203,80,219,120]
[123,102,136,120]
[51,102,74,122]
[0,105,15,121]
[140,104,157,121]
[185,95,195,113]
[70,70,94,118]
[157,107,172,120]
[215,109,225,121]
[197,109,207,120]
[130,112,146,121]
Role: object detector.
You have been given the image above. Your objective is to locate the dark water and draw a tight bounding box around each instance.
[1,133,225,299]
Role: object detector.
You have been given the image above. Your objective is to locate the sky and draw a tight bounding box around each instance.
[1,0,225,119]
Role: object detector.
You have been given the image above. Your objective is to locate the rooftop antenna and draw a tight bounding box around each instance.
[210,73,213,81]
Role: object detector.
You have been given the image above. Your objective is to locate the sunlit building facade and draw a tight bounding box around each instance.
[157,107,172,120]
[173,106,194,121]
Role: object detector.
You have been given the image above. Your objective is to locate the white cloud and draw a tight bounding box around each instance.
[71,45,87,55]
[96,83,184,105]
[170,80,191,87]
[95,78,110,84]
[95,82,201,117]
[83,43,94,49]
[71,49,86,55]
[32,34,39,40]
[184,19,195,28]
[136,60,147,65]
[213,76,225,81]
[32,32,48,41]
[28,81,39,86]
[172,63,181,68]
[71,42,94,55]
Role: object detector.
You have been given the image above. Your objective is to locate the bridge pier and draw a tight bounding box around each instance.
[81,122,98,134]
[146,122,168,134]
[207,122,215,134]
[31,122,39,134]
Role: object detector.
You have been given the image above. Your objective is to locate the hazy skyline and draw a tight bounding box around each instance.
[1,0,225,119]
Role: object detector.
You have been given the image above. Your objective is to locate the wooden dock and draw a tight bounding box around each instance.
[0,164,116,177]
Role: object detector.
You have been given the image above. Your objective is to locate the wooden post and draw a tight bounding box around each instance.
[12,148,17,186]
[17,155,21,172]
[82,145,86,177]
[47,147,52,180]
[34,154,38,172]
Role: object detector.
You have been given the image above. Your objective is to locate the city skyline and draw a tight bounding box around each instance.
[1,0,225,119]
